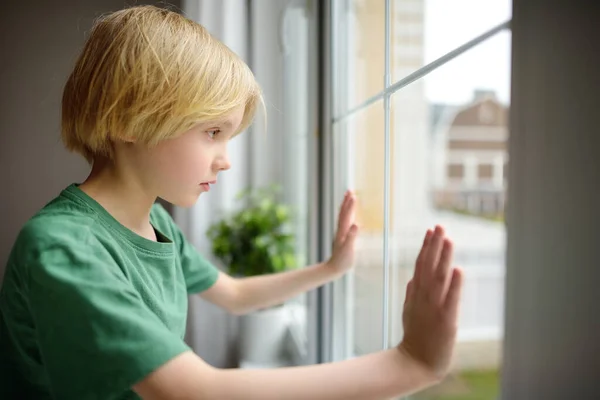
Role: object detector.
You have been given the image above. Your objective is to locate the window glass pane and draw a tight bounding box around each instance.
[388,30,511,400]
[333,0,385,116]
[331,100,385,359]
[391,0,512,84]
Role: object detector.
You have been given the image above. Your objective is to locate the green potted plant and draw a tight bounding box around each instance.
[207,185,298,279]
[207,185,298,366]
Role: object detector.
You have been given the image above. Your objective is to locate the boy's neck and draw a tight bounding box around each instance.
[79,158,158,241]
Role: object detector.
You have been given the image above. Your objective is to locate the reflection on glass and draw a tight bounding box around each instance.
[389,33,511,400]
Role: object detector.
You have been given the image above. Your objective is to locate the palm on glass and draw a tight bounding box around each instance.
[327,190,358,275]
[398,226,464,379]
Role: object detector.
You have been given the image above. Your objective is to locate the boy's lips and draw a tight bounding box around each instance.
[200,180,216,191]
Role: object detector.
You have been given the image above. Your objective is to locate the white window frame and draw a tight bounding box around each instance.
[320,0,511,366]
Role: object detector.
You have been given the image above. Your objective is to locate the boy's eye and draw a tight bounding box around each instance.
[207,130,220,139]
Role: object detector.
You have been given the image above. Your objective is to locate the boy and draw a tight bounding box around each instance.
[0,5,463,400]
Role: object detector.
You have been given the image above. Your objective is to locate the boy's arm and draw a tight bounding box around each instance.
[199,191,358,315]
[134,347,435,400]
[136,226,463,400]
[199,261,342,315]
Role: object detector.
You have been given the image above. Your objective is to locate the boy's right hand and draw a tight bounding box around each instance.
[397,226,464,380]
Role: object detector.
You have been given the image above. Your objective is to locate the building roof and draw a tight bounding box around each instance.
[452,97,508,127]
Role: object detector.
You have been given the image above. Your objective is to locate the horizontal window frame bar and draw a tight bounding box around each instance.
[332,20,511,124]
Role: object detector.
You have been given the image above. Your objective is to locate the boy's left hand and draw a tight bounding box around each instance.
[326,190,358,275]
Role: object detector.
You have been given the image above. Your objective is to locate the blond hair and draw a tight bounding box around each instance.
[61,5,262,162]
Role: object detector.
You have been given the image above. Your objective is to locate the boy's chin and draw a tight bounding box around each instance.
[159,192,201,209]
[173,196,201,208]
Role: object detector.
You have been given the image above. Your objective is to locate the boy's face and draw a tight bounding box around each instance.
[126,105,245,207]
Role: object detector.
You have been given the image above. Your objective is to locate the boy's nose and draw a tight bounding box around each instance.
[215,153,231,171]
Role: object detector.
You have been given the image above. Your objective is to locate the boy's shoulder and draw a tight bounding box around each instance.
[10,188,100,261]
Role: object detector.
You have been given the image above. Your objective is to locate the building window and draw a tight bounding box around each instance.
[448,163,465,179]
[478,163,494,179]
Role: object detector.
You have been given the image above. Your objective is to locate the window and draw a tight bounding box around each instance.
[448,164,465,179]
[478,164,493,179]
[325,0,511,398]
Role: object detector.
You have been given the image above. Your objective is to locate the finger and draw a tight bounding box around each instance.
[345,224,359,245]
[338,197,354,243]
[341,224,358,256]
[335,192,352,242]
[444,267,464,321]
[433,238,454,304]
[413,229,433,289]
[422,225,445,285]
[337,193,355,243]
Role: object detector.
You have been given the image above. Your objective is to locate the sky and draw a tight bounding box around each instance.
[422,0,513,105]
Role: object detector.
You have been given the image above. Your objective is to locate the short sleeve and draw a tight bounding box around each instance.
[27,232,191,400]
[151,204,220,294]
[177,233,221,294]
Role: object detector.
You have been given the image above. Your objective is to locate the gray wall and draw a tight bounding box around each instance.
[501,0,600,397]
[0,0,180,281]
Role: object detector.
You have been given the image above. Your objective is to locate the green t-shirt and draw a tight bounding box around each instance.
[0,184,220,399]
